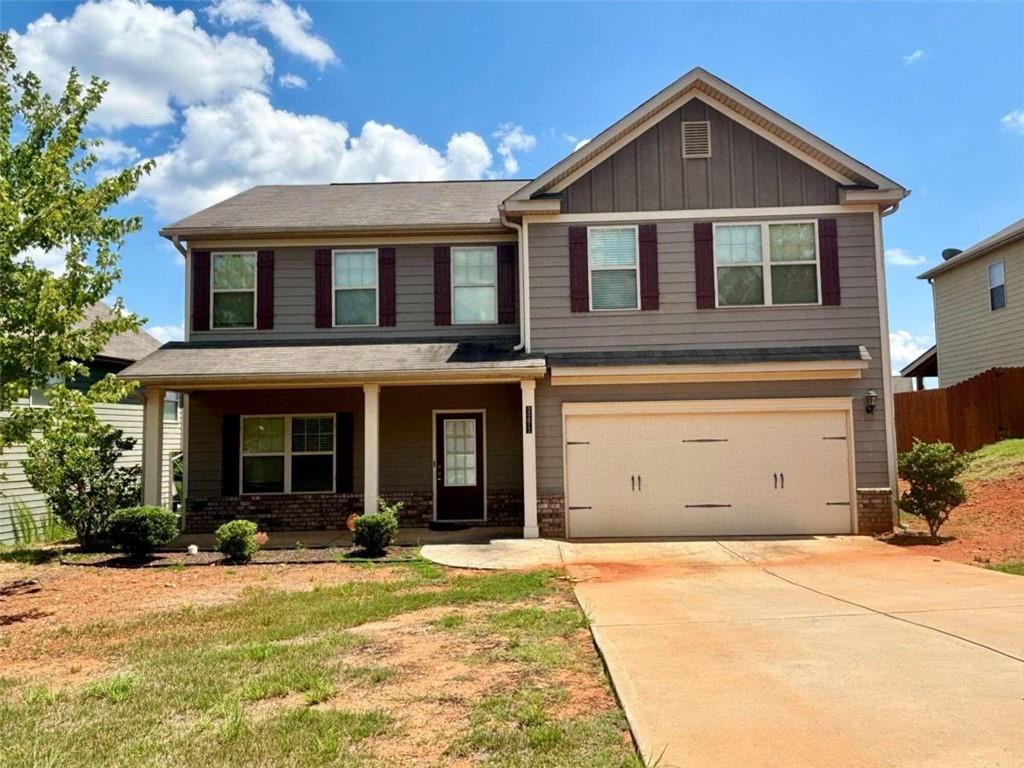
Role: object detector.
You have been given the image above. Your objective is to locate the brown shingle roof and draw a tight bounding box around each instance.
[78,302,161,363]
[159,180,528,238]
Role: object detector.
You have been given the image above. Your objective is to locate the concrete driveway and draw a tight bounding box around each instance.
[562,538,1024,768]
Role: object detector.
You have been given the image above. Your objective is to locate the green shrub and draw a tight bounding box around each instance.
[107,506,179,558]
[352,500,400,556]
[898,440,971,538]
[215,519,261,561]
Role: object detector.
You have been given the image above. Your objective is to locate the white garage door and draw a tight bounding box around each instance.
[565,401,854,538]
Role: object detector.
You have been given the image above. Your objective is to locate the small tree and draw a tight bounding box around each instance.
[21,384,141,548]
[898,440,970,539]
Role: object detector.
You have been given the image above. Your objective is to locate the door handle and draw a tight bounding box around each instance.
[638,474,642,492]
[631,475,635,492]
[780,473,784,490]
[774,472,778,489]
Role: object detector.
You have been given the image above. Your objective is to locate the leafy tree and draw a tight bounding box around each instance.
[21,384,141,548]
[0,32,153,442]
[897,440,971,539]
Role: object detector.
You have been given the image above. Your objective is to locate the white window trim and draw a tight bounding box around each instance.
[450,245,498,325]
[987,259,1006,311]
[332,248,380,327]
[587,224,641,312]
[713,220,822,308]
[210,251,258,330]
[240,413,336,495]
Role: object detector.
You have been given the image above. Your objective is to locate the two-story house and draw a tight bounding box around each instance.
[904,218,1023,388]
[121,68,907,539]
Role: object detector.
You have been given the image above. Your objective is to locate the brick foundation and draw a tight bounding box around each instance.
[184,489,523,533]
[538,494,566,539]
[856,488,894,535]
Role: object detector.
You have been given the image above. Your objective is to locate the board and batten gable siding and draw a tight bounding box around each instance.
[563,99,839,213]
[0,403,182,544]
[932,238,1023,386]
[194,244,519,343]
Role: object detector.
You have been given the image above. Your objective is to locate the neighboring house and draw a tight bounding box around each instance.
[122,68,907,539]
[0,303,182,544]
[910,219,1024,387]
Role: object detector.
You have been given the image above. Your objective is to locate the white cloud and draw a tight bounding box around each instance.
[9,0,273,129]
[278,72,307,89]
[885,248,926,267]
[208,0,337,68]
[145,323,185,343]
[890,330,934,370]
[17,246,68,276]
[902,49,926,66]
[1000,108,1024,134]
[492,124,537,175]
[136,90,493,219]
[91,138,140,165]
[574,138,591,151]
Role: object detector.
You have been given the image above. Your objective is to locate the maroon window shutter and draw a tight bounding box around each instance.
[378,247,396,326]
[256,250,274,329]
[434,246,451,325]
[639,224,660,311]
[314,249,332,328]
[497,243,517,324]
[693,222,715,310]
[569,226,589,312]
[191,250,211,331]
[819,218,841,306]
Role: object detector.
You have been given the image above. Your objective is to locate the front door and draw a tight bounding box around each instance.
[435,412,485,521]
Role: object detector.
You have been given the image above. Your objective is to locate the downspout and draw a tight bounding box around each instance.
[500,207,530,352]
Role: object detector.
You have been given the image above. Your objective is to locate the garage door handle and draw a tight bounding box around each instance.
[631,475,635,492]
[774,472,778,489]
[780,473,784,489]
[638,474,642,491]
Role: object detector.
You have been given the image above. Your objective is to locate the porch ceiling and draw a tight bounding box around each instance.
[119,340,546,389]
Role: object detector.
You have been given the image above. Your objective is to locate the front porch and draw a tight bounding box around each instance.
[171,524,522,550]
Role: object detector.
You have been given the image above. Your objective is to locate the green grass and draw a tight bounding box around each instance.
[964,439,1024,483]
[0,561,637,767]
[987,560,1024,576]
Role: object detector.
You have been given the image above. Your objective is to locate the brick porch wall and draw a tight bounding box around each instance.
[184,490,523,533]
[856,488,894,535]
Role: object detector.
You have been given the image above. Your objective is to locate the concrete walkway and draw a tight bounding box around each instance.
[423,536,1024,767]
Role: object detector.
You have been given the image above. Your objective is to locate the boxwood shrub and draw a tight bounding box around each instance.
[107,506,179,558]
[352,502,400,556]
[215,519,261,562]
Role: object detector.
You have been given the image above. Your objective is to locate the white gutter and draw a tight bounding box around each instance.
[500,207,531,352]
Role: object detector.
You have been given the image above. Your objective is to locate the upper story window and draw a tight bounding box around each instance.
[212,252,256,328]
[714,221,819,307]
[241,414,335,494]
[589,226,639,311]
[333,250,378,326]
[452,246,497,324]
[988,260,1006,310]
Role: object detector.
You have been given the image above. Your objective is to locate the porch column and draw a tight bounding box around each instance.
[363,384,380,515]
[521,379,539,539]
[142,387,165,507]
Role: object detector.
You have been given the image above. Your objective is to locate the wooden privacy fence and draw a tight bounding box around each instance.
[895,367,1024,453]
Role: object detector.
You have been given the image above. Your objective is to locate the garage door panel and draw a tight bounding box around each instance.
[565,404,853,538]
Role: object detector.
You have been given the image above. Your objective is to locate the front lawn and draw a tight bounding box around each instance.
[0,557,640,767]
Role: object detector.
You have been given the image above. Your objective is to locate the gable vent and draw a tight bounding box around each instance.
[681,121,711,159]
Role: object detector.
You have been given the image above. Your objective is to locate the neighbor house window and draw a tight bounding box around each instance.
[452,246,497,324]
[988,260,1006,310]
[212,252,256,328]
[163,393,180,422]
[589,226,639,310]
[241,415,335,494]
[333,250,378,325]
[715,221,819,306]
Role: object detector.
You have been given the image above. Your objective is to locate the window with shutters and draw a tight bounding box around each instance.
[714,221,820,307]
[212,252,257,328]
[588,226,640,311]
[451,246,497,324]
[333,250,378,326]
[988,261,1006,311]
[241,414,335,494]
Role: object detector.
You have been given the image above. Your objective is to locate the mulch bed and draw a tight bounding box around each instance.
[61,545,422,568]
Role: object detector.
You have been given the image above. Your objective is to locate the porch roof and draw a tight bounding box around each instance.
[119,339,546,389]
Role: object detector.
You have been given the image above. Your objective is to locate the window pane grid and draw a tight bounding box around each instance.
[452,247,497,324]
[212,253,256,328]
[715,222,819,306]
[242,415,335,494]
[333,251,377,325]
[444,419,477,487]
[589,227,639,310]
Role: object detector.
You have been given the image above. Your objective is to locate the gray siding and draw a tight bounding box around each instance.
[565,100,838,213]
[187,384,521,499]
[933,238,1023,386]
[536,377,890,494]
[196,244,519,343]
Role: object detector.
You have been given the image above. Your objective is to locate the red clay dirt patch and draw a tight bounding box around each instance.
[886,475,1024,566]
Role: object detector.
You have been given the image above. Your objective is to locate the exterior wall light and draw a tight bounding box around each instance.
[865,390,878,414]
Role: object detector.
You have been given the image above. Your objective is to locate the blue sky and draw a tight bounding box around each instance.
[6,0,1024,369]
